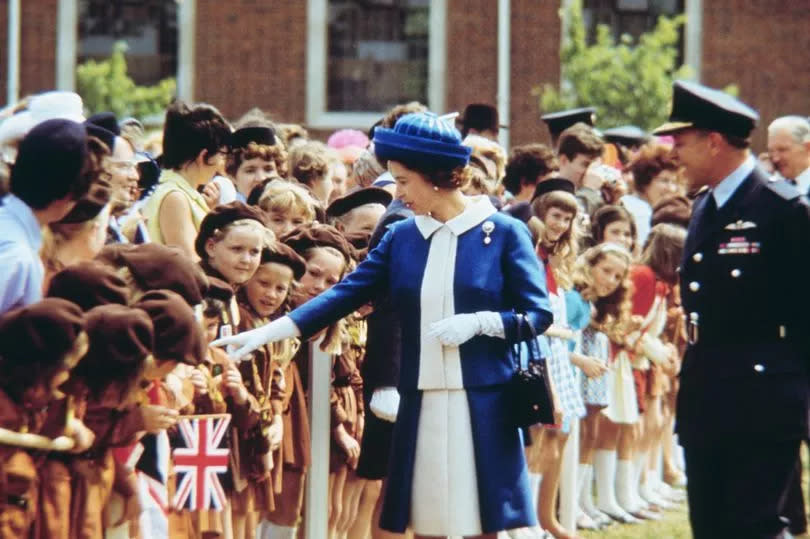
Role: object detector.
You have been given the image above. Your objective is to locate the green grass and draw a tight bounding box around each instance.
[580,446,810,539]
[580,501,691,539]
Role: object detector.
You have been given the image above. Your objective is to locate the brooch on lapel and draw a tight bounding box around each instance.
[482,221,495,245]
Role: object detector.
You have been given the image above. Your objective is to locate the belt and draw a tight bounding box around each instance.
[686,313,789,346]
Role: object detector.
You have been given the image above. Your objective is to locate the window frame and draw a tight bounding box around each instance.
[306,0,447,129]
[59,0,192,99]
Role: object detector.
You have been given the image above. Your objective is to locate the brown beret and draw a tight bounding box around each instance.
[260,242,307,280]
[56,178,113,224]
[281,223,354,266]
[205,277,235,304]
[47,260,131,311]
[75,304,153,396]
[97,243,209,305]
[134,290,205,366]
[0,298,85,367]
[326,187,392,219]
[195,202,268,259]
[651,195,692,229]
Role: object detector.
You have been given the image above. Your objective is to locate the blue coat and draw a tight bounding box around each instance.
[289,197,552,533]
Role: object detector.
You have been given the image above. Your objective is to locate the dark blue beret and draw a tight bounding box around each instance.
[11,119,88,194]
[86,112,120,136]
[231,126,276,149]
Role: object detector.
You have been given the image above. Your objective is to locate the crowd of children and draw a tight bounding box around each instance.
[0,92,694,539]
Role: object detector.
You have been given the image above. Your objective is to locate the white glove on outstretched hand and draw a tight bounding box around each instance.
[370,387,400,423]
[211,316,300,361]
[427,311,504,347]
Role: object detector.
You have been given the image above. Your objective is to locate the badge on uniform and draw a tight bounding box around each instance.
[718,235,761,255]
[724,220,757,230]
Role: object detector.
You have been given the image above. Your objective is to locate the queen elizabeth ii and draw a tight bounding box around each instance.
[215,112,552,538]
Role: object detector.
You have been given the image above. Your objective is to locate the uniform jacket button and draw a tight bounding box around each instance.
[689,281,700,292]
[693,253,703,262]
[754,364,765,373]
[731,269,741,278]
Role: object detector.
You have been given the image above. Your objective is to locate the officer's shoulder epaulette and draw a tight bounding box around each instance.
[765,180,801,200]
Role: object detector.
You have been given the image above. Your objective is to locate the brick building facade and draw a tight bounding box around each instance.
[1,1,808,150]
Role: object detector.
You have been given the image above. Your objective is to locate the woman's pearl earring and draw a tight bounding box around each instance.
[433,185,439,192]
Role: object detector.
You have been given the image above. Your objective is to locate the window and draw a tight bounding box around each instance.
[582,0,683,44]
[308,0,446,129]
[78,0,178,86]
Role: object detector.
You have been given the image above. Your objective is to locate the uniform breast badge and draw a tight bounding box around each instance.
[724,220,757,230]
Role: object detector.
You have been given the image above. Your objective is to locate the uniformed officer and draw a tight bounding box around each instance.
[654,80,810,539]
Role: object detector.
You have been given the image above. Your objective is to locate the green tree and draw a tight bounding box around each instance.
[537,0,710,131]
[76,41,175,119]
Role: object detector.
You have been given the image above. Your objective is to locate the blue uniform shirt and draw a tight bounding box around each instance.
[0,194,45,313]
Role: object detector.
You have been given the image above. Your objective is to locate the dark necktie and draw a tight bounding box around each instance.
[699,193,718,230]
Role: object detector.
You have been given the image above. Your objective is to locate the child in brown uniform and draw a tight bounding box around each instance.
[0,299,87,539]
[280,225,354,539]
[239,242,307,539]
[36,261,132,539]
[64,304,155,539]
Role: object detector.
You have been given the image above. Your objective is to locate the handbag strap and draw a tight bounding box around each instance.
[513,313,545,366]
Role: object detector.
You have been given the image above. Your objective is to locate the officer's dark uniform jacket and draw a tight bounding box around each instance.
[677,165,810,446]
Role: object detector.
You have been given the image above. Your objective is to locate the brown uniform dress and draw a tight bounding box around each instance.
[264,341,311,527]
[71,386,142,539]
[329,317,365,472]
[234,306,291,519]
[32,396,80,539]
[0,388,45,539]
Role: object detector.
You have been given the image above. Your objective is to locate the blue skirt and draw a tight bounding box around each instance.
[380,384,536,534]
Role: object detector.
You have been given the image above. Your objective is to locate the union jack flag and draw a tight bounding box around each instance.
[171,414,231,511]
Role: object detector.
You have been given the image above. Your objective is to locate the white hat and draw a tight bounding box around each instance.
[28,91,85,124]
[0,111,34,164]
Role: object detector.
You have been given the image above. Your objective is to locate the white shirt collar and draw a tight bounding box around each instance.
[414,195,497,239]
[795,167,810,195]
[713,154,756,208]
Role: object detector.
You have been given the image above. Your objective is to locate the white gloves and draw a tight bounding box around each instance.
[427,311,504,347]
[638,333,671,365]
[212,316,301,360]
[370,386,400,422]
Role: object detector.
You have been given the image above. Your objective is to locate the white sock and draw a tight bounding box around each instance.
[578,464,597,515]
[594,449,626,516]
[616,458,637,513]
[631,453,649,509]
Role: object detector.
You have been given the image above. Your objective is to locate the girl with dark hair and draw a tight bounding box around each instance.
[590,204,637,254]
[621,143,682,246]
[525,180,587,539]
[630,224,687,513]
[143,101,231,258]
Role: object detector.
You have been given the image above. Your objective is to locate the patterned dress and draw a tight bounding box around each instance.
[580,326,611,407]
[542,291,586,430]
[536,249,585,430]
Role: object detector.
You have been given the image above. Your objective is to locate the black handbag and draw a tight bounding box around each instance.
[509,313,556,428]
